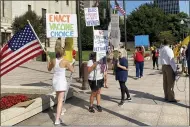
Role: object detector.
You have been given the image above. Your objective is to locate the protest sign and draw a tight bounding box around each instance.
[110,14,120,48]
[64,38,74,62]
[84,7,100,26]
[96,52,106,62]
[111,14,119,30]
[135,35,150,47]
[93,30,108,52]
[46,14,78,38]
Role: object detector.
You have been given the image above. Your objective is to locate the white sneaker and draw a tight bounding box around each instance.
[54,120,60,125]
[54,119,64,125]
[61,108,67,115]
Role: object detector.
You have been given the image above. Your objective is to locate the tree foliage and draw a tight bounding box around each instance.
[12,11,44,40]
[125,3,189,45]
[80,0,110,50]
[158,31,176,45]
[80,13,93,50]
[126,3,166,44]
[166,12,189,42]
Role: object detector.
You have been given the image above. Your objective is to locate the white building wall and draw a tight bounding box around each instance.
[1,1,12,32]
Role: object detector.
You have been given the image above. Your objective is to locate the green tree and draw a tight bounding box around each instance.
[158,31,176,46]
[95,1,110,30]
[80,14,93,50]
[126,3,166,44]
[12,11,44,40]
[166,12,189,42]
[80,0,110,50]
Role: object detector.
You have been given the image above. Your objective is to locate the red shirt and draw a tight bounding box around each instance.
[72,50,76,59]
[135,51,144,62]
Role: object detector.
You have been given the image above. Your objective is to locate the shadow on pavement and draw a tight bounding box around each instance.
[65,91,149,126]
[148,71,162,75]
[128,75,137,80]
[101,94,120,104]
[42,94,67,126]
[129,90,189,108]
[19,66,53,74]
[20,82,52,87]
[70,83,82,90]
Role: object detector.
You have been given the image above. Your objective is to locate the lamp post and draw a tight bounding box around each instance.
[123,0,127,50]
[3,27,8,45]
[76,0,82,78]
[180,19,185,40]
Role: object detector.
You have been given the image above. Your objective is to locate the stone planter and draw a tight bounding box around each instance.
[1,87,73,126]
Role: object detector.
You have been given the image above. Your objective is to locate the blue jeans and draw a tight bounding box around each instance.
[136,61,144,78]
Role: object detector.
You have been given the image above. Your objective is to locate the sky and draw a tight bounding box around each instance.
[111,0,190,16]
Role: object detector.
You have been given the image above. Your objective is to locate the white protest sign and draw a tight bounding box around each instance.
[110,29,120,48]
[111,14,119,30]
[96,52,106,62]
[93,30,108,52]
[110,14,120,48]
[46,14,78,38]
[84,7,100,26]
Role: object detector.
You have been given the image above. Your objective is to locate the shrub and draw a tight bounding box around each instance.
[0,95,28,110]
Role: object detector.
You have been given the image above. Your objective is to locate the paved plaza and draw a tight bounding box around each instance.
[2,60,190,126]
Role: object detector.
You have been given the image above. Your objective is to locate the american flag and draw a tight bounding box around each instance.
[115,0,126,15]
[0,24,43,77]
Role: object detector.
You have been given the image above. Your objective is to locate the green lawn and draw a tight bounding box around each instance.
[36,50,150,62]
[36,51,92,61]
[75,51,92,61]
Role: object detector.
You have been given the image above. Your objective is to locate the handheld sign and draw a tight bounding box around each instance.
[46,14,78,38]
[93,30,108,52]
[110,14,120,48]
[135,35,149,47]
[84,7,100,26]
[64,38,74,62]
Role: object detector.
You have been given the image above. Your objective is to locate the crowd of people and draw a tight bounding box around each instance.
[45,39,187,125]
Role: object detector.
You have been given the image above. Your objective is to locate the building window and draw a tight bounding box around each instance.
[42,8,46,19]
[55,12,59,14]
[2,32,11,44]
[28,5,32,11]
[66,0,69,6]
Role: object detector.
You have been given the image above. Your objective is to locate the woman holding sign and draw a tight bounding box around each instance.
[87,52,104,113]
[134,46,145,79]
[46,40,74,125]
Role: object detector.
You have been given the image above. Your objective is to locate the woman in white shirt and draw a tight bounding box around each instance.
[46,40,74,125]
[87,52,104,113]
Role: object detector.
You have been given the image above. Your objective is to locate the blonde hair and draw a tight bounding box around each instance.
[55,39,65,58]
[118,48,127,58]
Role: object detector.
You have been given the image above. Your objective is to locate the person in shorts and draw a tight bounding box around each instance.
[87,52,104,113]
[181,46,188,74]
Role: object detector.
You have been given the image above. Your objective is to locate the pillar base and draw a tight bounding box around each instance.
[82,81,89,90]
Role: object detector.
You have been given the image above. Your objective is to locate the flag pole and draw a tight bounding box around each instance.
[27,20,45,52]
[123,0,127,50]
